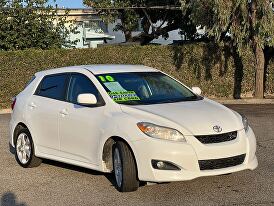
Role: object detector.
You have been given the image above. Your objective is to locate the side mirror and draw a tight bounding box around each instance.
[191,87,202,95]
[77,93,97,105]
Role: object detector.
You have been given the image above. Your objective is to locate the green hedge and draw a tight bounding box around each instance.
[0,43,273,109]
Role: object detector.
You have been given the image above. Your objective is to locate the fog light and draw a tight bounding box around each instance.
[151,160,181,170]
[156,161,165,169]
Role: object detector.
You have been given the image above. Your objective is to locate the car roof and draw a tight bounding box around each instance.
[35,64,159,76]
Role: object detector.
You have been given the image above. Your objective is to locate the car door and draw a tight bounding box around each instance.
[26,73,69,155]
[58,73,106,165]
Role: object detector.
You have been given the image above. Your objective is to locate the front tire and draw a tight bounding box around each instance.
[112,141,139,192]
[15,127,42,168]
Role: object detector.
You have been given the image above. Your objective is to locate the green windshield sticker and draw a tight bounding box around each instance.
[98,75,106,82]
[105,75,115,82]
[108,91,140,102]
[104,82,127,92]
[98,75,115,82]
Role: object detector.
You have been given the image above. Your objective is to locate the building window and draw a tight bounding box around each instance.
[84,20,107,33]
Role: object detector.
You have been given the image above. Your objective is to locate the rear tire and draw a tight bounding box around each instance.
[15,127,42,168]
[112,141,139,192]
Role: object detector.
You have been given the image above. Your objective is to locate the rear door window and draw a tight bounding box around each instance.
[36,74,68,101]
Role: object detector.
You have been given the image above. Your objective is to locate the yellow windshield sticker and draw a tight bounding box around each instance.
[108,91,140,102]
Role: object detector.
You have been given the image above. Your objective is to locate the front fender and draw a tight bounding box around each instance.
[97,111,146,171]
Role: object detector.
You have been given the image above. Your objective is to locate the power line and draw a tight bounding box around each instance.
[93,6,182,11]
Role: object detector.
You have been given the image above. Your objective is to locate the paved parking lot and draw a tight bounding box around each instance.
[0,104,273,206]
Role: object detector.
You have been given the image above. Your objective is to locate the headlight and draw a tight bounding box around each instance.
[241,115,249,132]
[137,122,186,142]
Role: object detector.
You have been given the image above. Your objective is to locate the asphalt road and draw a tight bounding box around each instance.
[0,105,273,206]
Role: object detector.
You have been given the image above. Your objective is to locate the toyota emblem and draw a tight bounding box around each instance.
[213,125,222,133]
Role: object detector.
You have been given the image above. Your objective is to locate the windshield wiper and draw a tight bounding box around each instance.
[118,100,144,105]
[184,95,204,101]
[118,96,203,105]
[154,96,201,104]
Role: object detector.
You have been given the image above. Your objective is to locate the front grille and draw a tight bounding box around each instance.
[195,131,237,144]
[198,154,246,170]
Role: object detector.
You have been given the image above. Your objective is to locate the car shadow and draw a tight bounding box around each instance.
[42,159,103,176]
[9,144,118,187]
[10,145,146,189]
[9,143,15,155]
[1,192,26,206]
[42,159,147,189]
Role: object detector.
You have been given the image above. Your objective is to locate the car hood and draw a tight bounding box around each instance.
[120,98,243,135]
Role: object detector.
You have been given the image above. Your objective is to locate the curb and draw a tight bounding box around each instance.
[214,99,274,105]
[0,99,273,114]
[0,109,12,114]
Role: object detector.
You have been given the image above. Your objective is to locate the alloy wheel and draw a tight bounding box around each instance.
[16,133,31,164]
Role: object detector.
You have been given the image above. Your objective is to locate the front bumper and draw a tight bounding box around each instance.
[132,127,258,182]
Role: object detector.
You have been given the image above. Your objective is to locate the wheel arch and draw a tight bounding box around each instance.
[13,122,29,145]
[101,136,138,175]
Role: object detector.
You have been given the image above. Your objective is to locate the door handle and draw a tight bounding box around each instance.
[60,109,69,116]
[28,102,37,109]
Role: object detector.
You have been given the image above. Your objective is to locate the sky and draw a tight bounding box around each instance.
[48,0,85,8]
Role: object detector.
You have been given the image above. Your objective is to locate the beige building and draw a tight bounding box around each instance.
[57,8,185,48]
[57,9,115,48]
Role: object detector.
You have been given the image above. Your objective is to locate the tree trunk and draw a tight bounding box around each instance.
[133,21,180,45]
[124,30,133,42]
[254,44,265,98]
[250,0,265,98]
[120,10,133,42]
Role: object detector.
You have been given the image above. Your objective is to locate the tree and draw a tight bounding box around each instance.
[0,0,77,50]
[133,3,197,45]
[84,0,197,44]
[84,0,140,42]
[182,0,274,98]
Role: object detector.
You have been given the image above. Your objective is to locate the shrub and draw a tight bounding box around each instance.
[0,43,273,109]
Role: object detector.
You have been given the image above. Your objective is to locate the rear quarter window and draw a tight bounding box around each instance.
[36,74,68,101]
[24,76,36,89]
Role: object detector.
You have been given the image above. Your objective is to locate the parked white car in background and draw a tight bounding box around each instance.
[9,65,258,192]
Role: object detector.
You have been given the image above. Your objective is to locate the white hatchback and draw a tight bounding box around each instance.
[10,65,258,192]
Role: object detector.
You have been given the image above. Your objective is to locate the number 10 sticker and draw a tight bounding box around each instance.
[98,75,115,82]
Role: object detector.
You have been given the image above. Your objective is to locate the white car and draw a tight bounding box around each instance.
[9,65,258,192]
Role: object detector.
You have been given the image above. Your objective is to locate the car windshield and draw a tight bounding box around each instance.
[95,72,202,105]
